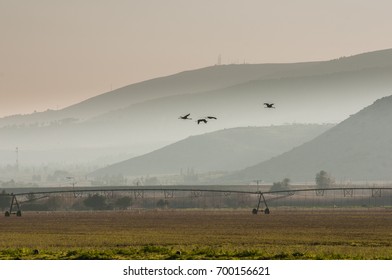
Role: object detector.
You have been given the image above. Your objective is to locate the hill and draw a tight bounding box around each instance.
[1,48,392,166]
[0,62,313,127]
[90,124,333,178]
[221,95,392,184]
[3,48,392,128]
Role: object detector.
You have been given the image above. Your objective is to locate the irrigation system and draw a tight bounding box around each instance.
[2,185,392,217]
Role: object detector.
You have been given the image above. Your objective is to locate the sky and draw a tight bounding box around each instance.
[1,0,392,118]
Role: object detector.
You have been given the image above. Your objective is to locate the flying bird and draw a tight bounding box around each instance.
[206,116,217,120]
[264,103,275,108]
[179,113,192,120]
[197,118,208,124]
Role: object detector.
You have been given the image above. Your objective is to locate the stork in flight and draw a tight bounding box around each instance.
[197,118,208,124]
[206,116,217,120]
[179,113,192,120]
[264,103,275,108]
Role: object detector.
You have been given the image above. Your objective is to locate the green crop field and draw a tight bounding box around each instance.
[0,209,392,260]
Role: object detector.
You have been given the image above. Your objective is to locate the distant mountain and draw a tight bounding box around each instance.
[90,124,333,178]
[1,48,392,166]
[3,48,392,127]
[0,62,314,127]
[39,62,392,154]
[220,95,392,184]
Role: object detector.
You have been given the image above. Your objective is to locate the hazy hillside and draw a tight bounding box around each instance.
[46,63,392,154]
[3,48,392,128]
[90,124,334,177]
[0,62,314,127]
[220,95,392,184]
[2,48,392,166]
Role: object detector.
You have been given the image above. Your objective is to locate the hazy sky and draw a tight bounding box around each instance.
[1,0,392,118]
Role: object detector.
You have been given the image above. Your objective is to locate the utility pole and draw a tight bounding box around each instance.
[15,147,19,172]
[253,179,263,192]
[66,176,77,197]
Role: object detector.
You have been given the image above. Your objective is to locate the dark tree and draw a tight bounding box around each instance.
[0,190,11,211]
[156,199,169,209]
[315,170,334,188]
[114,196,132,210]
[270,178,290,192]
[45,196,63,211]
[83,194,109,210]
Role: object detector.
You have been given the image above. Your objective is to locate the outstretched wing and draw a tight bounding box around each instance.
[179,113,192,119]
[264,103,275,108]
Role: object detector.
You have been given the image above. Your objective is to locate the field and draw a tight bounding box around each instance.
[1,208,392,260]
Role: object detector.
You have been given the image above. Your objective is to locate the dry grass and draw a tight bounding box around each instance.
[1,208,392,259]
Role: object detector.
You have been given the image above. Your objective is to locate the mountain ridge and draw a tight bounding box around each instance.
[0,62,314,127]
[219,95,392,184]
[3,47,392,128]
[90,124,334,178]
[1,48,392,166]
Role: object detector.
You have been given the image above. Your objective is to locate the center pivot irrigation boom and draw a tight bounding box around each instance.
[3,186,392,217]
[2,186,268,217]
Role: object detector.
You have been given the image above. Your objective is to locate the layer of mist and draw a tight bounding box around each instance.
[1,48,392,186]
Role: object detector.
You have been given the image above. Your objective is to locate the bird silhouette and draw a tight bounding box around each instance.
[264,103,275,108]
[197,118,207,124]
[179,113,192,120]
[206,116,217,120]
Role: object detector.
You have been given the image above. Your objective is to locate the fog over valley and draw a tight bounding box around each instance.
[2,48,392,186]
